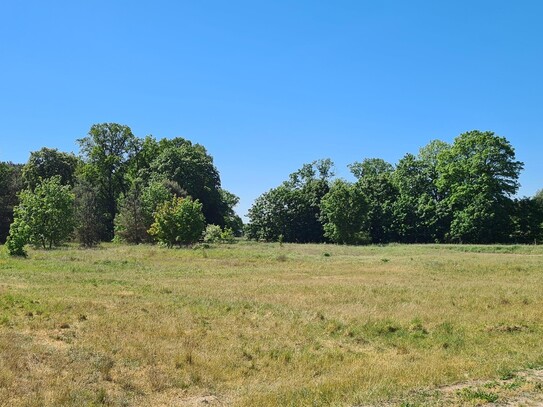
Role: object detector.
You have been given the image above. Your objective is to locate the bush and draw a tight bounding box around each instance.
[6,216,29,256]
[148,197,205,247]
[203,224,236,243]
[203,224,222,243]
[220,227,235,243]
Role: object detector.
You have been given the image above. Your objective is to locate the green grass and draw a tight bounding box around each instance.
[1,242,543,406]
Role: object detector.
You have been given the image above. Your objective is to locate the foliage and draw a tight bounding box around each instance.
[7,176,75,253]
[320,179,370,244]
[203,224,223,243]
[114,182,149,244]
[220,189,244,236]
[246,159,333,243]
[5,215,29,256]
[73,180,102,247]
[0,162,23,243]
[350,158,398,243]
[148,196,205,247]
[391,140,451,243]
[437,130,523,243]
[78,123,140,240]
[115,178,187,244]
[148,138,224,225]
[203,224,235,243]
[22,147,79,190]
[510,196,543,244]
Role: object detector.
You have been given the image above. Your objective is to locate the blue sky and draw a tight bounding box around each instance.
[1,1,542,219]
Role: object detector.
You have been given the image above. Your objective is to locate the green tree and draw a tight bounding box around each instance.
[6,176,75,254]
[22,147,79,190]
[148,197,205,247]
[392,140,451,243]
[246,160,333,242]
[149,138,224,225]
[437,130,523,243]
[0,162,23,243]
[114,182,149,244]
[510,196,543,244]
[349,158,398,243]
[115,178,186,244]
[320,179,369,244]
[78,123,140,240]
[73,180,102,247]
[219,189,244,236]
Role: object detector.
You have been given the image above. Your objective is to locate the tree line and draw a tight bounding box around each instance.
[0,123,242,255]
[1,127,542,252]
[246,130,543,244]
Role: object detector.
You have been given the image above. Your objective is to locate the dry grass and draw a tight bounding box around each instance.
[0,242,543,406]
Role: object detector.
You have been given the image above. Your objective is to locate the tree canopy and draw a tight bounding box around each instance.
[247,130,536,245]
[1,126,541,251]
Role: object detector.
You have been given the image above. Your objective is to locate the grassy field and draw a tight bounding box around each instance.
[1,242,543,406]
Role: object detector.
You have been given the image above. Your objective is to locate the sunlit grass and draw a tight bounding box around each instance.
[1,242,542,406]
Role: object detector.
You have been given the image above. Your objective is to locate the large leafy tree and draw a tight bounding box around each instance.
[22,147,79,190]
[78,123,140,240]
[6,176,75,255]
[437,130,523,243]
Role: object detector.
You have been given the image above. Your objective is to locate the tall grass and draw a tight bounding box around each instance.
[1,242,542,406]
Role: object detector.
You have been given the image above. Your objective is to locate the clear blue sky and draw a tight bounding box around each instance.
[1,1,542,219]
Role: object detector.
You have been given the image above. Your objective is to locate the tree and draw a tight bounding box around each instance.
[510,196,543,244]
[148,197,205,247]
[6,176,75,254]
[246,185,301,241]
[114,182,149,244]
[219,189,244,236]
[0,162,23,243]
[73,180,102,247]
[78,123,140,240]
[22,147,79,190]
[392,153,426,242]
[320,179,369,244]
[246,159,334,242]
[148,138,224,225]
[437,130,523,243]
[349,158,397,243]
[391,140,451,243]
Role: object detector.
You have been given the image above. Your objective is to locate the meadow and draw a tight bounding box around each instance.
[1,242,543,406]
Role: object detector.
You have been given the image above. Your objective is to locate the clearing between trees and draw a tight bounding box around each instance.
[1,242,542,406]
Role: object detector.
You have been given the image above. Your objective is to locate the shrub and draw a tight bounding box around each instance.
[148,197,205,247]
[203,224,222,243]
[6,216,29,256]
[203,225,236,243]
